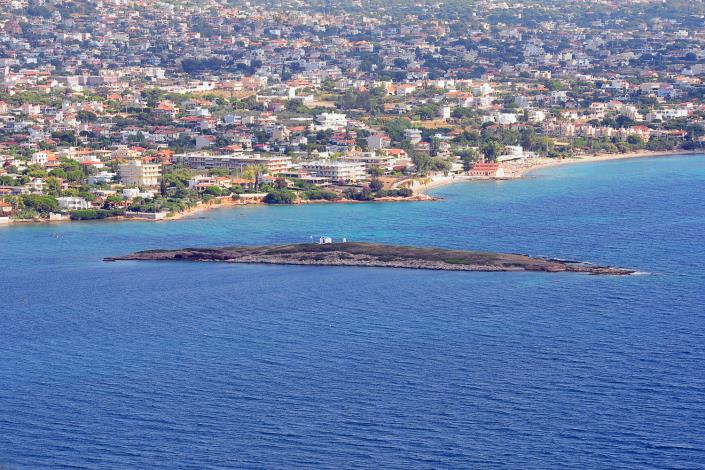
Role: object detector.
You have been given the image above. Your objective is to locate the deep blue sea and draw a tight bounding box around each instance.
[2,155,705,469]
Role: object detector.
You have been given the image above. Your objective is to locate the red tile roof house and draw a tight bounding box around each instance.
[470,163,505,178]
[0,200,14,214]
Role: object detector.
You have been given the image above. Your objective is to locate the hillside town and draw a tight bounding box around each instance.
[1,0,704,223]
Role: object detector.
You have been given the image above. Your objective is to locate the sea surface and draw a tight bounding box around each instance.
[2,155,705,469]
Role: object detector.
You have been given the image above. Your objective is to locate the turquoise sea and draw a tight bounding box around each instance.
[2,155,705,468]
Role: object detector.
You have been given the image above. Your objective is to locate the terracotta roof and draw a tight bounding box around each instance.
[472,163,500,170]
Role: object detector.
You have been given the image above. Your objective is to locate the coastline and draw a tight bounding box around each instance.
[3,149,699,226]
[510,149,700,178]
[142,148,701,219]
[168,192,438,221]
[412,149,701,195]
[2,192,438,226]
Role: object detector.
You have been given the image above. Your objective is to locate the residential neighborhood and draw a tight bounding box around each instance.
[1,0,704,222]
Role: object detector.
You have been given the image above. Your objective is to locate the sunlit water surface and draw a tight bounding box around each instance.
[2,155,705,468]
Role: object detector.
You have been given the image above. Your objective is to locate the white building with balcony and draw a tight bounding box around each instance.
[301,161,367,184]
[315,112,348,131]
[118,160,161,187]
[57,197,90,211]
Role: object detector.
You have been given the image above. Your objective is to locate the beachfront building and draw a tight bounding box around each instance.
[340,152,397,172]
[118,160,162,187]
[497,146,526,162]
[469,163,505,178]
[123,188,156,200]
[187,175,256,192]
[188,175,230,190]
[57,197,91,211]
[0,200,14,215]
[301,161,367,184]
[176,153,291,175]
[339,149,412,173]
[280,170,332,187]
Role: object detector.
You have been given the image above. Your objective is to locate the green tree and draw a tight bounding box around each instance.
[45,176,62,194]
[49,168,67,179]
[481,140,503,162]
[383,118,413,143]
[459,149,480,171]
[413,153,433,175]
[21,194,59,215]
[615,115,635,129]
[627,135,644,146]
[264,189,296,204]
[368,166,385,177]
[369,179,384,192]
[77,110,98,122]
[64,170,85,182]
[204,186,225,197]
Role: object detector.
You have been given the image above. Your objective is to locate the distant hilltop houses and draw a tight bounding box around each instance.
[0,0,703,222]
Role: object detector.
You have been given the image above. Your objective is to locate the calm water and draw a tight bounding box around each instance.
[2,155,705,469]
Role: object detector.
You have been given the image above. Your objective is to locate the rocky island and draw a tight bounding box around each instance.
[105,242,636,275]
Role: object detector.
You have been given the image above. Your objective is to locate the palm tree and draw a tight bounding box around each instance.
[242,165,266,190]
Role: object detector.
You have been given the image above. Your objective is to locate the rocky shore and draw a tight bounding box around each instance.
[105,242,636,275]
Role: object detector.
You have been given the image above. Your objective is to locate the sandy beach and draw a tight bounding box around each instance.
[509,149,700,178]
[407,149,701,196]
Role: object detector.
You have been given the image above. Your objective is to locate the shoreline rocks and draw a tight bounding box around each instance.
[105,242,636,276]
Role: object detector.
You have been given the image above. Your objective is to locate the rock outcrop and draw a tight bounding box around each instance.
[105,242,636,275]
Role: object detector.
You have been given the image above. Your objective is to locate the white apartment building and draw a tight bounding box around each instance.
[341,152,397,172]
[315,112,348,131]
[367,134,391,150]
[118,160,162,187]
[497,113,518,125]
[483,112,519,126]
[87,171,116,185]
[123,188,155,200]
[176,153,291,174]
[404,128,423,144]
[302,161,367,184]
[57,197,90,211]
[30,151,52,166]
[527,109,546,123]
[647,108,689,122]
